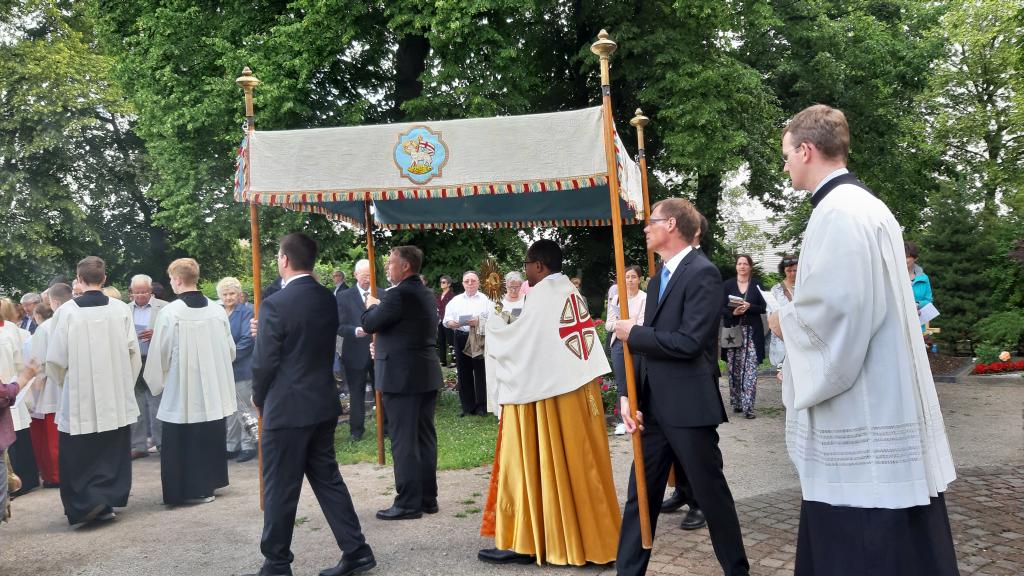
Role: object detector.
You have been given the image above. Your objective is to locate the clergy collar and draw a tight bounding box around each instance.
[281,273,311,289]
[806,168,872,208]
[661,245,693,275]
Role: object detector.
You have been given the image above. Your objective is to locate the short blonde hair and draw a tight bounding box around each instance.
[102,286,122,300]
[167,258,200,286]
[216,277,243,298]
[0,298,19,322]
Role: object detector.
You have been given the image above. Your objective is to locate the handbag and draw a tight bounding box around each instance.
[719,285,748,349]
[720,323,744,349]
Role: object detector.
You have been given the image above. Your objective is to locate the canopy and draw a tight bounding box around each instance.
[234,107,643,229]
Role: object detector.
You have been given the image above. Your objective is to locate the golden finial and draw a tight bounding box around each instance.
[630,108,650,129]
[590,29,617,58]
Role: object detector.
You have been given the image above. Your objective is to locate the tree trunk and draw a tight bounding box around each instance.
[392,34,430,121]
[694,172,723,258]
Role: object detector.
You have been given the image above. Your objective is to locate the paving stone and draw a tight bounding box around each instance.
[646,466,1024,576]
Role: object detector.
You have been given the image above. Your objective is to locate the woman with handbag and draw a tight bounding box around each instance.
[721,254,767,419]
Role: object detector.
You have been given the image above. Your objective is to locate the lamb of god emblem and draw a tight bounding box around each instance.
[394,126,449,185]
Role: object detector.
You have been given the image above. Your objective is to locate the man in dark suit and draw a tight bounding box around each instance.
[337,259,376,440]
[249,233,375,576]
[332,269,349,297]
[362,245,443,521]
[613,198,749,576]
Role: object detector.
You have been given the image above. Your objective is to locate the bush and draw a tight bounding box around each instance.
[974,310,1024,351]
[974,342,1002,364]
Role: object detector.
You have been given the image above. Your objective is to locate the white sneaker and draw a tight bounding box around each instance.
[614,423,626,436]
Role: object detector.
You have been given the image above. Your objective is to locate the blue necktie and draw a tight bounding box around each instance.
[658,266,671,303]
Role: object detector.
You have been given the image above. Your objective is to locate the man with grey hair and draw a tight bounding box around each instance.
[19,292,41,334]
[337,259,377,440]
[128,274,168,458]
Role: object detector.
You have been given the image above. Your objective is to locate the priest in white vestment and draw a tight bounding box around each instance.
[46,257,142,524]
[478,239,619,566]
[769,105,958,576]
[144,258,236,505]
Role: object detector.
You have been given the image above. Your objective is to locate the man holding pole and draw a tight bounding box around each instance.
[477,239,619,566]
[613,198,749,576]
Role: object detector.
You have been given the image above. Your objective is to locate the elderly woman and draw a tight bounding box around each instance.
[768,255,798,372]
[500,271,525,317]
[607,265,647,435]
[217,277,256,463]
[144,259,236,505]
[721,254,767,419]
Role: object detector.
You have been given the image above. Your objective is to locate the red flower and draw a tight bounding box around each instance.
[974,364,988,374]
[601,383,610,392]
[594,318,604,325]
[1015,360,1024,370]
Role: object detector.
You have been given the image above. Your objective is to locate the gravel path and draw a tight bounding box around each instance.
[1,378,1020,576]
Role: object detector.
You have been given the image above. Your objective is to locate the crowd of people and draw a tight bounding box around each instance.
[0,104,960,576]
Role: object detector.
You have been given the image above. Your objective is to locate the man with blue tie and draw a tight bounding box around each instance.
[613,198,749,576]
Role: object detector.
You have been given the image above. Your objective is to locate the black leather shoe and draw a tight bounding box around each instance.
[422,499,439,514]
[319,552,377,576]
[477,548,535,564]
[680,507,707,530]
[661,490,685,513]
[375,505,422,520]
[225,450,240,460]
[745,411,756,419]
[236,449,257,463]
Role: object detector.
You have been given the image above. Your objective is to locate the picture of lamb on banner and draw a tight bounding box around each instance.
[394,127,449,184]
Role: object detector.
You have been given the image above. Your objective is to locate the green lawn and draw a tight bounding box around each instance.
[334,390,498,470]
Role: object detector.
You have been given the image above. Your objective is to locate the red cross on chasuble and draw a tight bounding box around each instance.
[558,293,597,360]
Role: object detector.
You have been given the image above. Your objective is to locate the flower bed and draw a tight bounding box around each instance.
[973,360,1024,375]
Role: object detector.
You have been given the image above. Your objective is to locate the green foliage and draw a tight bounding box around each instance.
[974,342,1003,364]
[920,184,996,345]
[974,310,1024,351]
[335,391,496,470]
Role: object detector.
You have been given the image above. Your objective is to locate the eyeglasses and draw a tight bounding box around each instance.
[648,218,672,224]
[781,259,798,266]
[129,292,152,296]
[782,144,803,164]
[522,260,537,267]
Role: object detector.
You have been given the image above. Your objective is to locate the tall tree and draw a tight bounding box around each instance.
[0,0,161,291]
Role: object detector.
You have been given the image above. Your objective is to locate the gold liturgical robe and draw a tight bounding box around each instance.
[481,273,619,565]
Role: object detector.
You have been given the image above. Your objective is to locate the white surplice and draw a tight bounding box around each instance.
[484,273,611,416]
[0,321,31,431]
[46,300,142,435]
[143,299,236,424]
[778,182,956,509]
[28,320,60,418]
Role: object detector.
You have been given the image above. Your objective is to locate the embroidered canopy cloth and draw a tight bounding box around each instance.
[234,107,643,229]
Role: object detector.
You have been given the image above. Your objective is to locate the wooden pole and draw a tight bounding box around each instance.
[630,109,656,279]
[236,66,264,510]
[364,200,386,465]
[592,29,652,550]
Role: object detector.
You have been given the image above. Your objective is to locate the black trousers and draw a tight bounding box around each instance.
[453,330,486,415]
[260,420,369,574]
[343,362,373,438]
[436,323,454,364]
[58,426,132,525]
[382,390,439,511]
[795,494,959,576]
[8,428,40,495]
[160,419,228,505]
[616,409,748,576]
[669,460,699,509]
